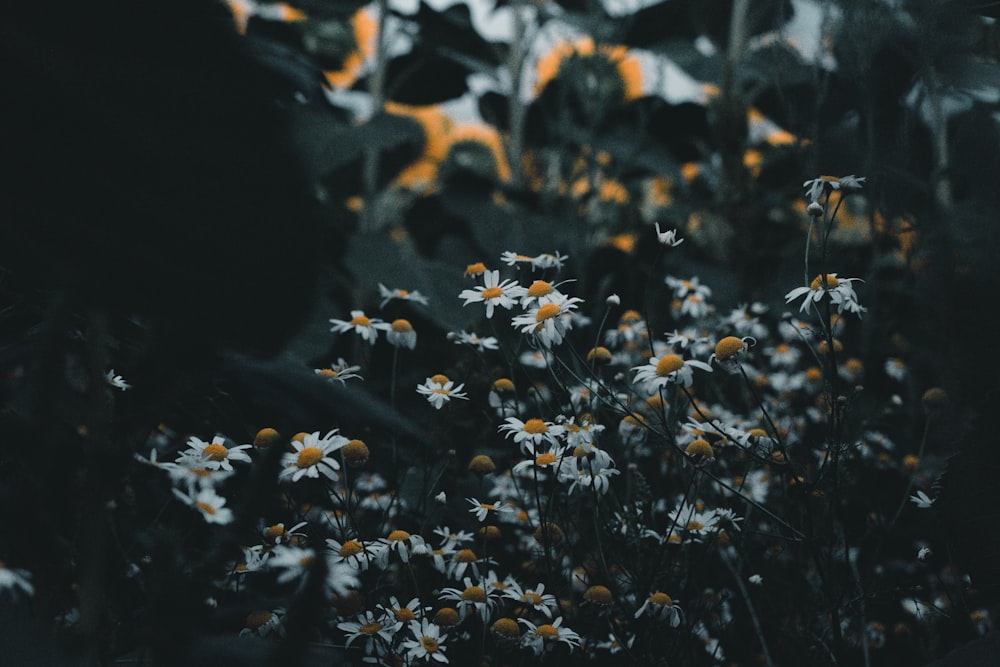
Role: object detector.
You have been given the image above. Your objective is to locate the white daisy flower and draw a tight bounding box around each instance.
[403,619,449,663]
[386,318,417,349]
[177,435,252,472]
[450,330,499,351]
[498,417,564,454]
[466,498,513,523]
[172,487,234,525]
[0,562,34,599]
[338,609,395,656]
[458,270,526,318]
[314,358,363,383]
[518,617,581,655]
[784,273,865,316]
[329,310,391,344]
[502,581,559,619]
[378,283,429,309]
[416,374,468,410]
[633,591,683,626]
[632,353,712,391]
[511,298,584,348]
[279,430,347,483]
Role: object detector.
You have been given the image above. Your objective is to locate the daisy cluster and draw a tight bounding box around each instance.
[12,177,986,666]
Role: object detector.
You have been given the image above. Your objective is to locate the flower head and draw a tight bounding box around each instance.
[785,274,865,316]
[330,310,391,344]
[279,430,347,483]
[632,354,712,391]
[459,270,527,318]
[378,283,429,309]
[417,374,468,410]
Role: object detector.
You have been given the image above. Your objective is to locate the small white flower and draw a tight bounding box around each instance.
[654,222,684,247]
[606,293,621,306]
[417,375,468,410]
[314,358,363,383]
[378,283,429,309]
[748,574,764,586]
[450,330,499,351]
[403,619,449,663]
[909,490,934,509]
[634,591,683,626]
[329,310,391,344]
[105,369,131,391]
[632,353,712,391]
[172,487,234,525]
[279,430,347,483]
[466,498,513,523]
[458,270,526,318]
[178,435,252,472]
[918,546,932,561]
[784,274,865,317]
[802,174,865,203]
[386,318,418,349]
[511,298,584,348]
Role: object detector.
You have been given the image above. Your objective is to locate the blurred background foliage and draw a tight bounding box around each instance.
[3,0,1000,664]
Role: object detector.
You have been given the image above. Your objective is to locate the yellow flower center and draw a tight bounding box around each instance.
[391,319,413,332]
[462,586,487,602]
[421,636,440,652]
[395,607,416,622]
[523,418,548,434]
[535,452,557,466]
[455,548,477,563]
[431,374,450,384]
[536,624,559,639]
[527,280,553,298]
[350,314,371,326]
[535,303,561,322]
[584,585,613,606]
[714,336,745,361]
[685,438,714,460]
[388,530,411,542]
[297,447,323,468]
[493,378,515,392]
[523,592,543,605]
[466,262,486,276]
[339,540,364,557]
[360,622,382,635]
[264,524,285,539]
[649,592,673,606]
[196,501,217,515]
[481,286,503,299]
[492,618,520,638]
[685,520,704,531]
[655,354,684,376]
[810,274,840,290]
[203,443,228,461]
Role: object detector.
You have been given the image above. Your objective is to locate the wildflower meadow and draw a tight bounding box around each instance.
[4,0,1000,666]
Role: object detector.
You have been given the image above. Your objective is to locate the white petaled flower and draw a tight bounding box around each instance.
[633,591,683,626]
[498,417,565,454]
[387,318,418,349]
[664,275,712,300]
[748,574,764,586]
[326,537,376,570]
[172,487,234,525]
[0,562,34,599]
[314,358,363,383]
[450,330,500,351]
[518,617,582,655]
[632,353,712,391]
[518,279,572,309]
[279,430,347,483]
[803,174,865,203]
[378,283,430,309]
[667,502,721,542]
[178,435,252,472]
[458,270,527,318]
[654,222,684,247]
[466,497,514,523]
[884,357,907,381]
[379,596,429,631]
[502,581,559,619]
[784,273,866,316]
[267,544,316,585]
[167,459,234,492]
[338,609,395,657]
[105,369,130,391]
[329,310,391,344]
[417,374,468,410]
[909,490,934,509]
[530,251,569,270]
[918,546,932,561]
[511,297,584,348]
[511,444,566,477]
[439,577,499,622]
[374,530,426,567]
[557,457,620,495]
[403,619,449,663]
